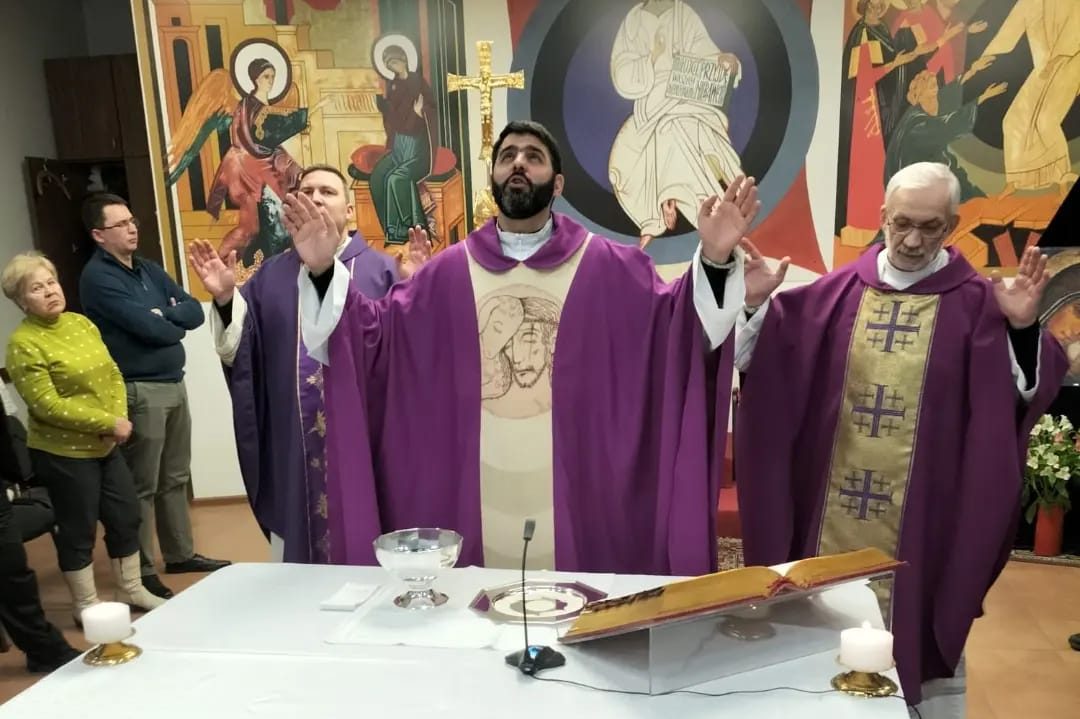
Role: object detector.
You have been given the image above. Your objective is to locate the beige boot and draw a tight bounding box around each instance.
[110,553,166,611]
[62,565,101,625]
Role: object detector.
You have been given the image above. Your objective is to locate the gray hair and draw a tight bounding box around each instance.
[884,162,961,216]
[1,252,57,304]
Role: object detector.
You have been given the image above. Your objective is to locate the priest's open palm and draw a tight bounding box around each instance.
[285,192,339,274]
[740,238,790,307]
[189,239,236,304]
[698,175,760,264]
[397,225,432,280]
[991,246,1049,329]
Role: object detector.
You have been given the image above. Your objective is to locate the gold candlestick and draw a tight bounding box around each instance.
[831,669,898,697]
[83,630,141,667]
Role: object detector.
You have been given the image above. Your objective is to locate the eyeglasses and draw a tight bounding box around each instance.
[887,218,949,241]
[100,216,140,231]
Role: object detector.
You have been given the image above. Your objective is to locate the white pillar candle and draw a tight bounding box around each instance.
[82,602,132,645]
[839,620,894,672]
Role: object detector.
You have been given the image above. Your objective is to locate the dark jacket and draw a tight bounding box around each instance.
[79,249,204,383]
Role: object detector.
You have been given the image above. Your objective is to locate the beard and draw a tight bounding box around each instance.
[492,173,556,219]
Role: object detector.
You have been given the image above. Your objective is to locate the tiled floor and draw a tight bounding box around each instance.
[1,500,1078,717]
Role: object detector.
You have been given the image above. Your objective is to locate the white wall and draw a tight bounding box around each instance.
[83,0,137,56]
[182,319,245,498]
[0,2,88,341]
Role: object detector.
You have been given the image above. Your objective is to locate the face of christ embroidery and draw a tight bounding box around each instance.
[839,469,893,521]
[476,285,562,420]
[865,301,921,353]
[851,384,906,438]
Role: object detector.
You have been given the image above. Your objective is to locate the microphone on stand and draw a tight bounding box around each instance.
[504,518,565,675]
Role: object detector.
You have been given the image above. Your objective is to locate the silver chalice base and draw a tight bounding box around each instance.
[374,527,463,610]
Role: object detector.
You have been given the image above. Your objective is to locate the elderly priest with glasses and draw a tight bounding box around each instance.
[733,161,1068,718]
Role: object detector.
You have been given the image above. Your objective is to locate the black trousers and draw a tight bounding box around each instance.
[29,449,140,571]
[0,491,72,663]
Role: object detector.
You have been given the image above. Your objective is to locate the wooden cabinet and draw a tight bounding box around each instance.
[112,55,149,157]
[30,52,166,306]
[44,54,148,161]
[123,156,161,260]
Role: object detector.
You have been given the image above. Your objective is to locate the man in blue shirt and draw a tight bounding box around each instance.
[79,194,229,599]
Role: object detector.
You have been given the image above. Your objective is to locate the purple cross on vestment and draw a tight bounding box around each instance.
[839,469,893,521]
[851,384,906,437]
[866,301,921,352]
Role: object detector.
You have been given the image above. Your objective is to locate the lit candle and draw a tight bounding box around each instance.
[839,620,893,673]
[81,602,132,645]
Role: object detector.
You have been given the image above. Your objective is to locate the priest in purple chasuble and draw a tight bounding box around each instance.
[292,120,755,575]
[189,165,425,564]
[734,162,1067,713]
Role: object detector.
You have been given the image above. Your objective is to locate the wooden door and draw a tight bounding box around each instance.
[44,57,122,160]
[112,54,149,158]
[23,158,100,312]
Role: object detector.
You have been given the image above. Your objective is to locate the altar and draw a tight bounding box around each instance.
[0,564,910,718]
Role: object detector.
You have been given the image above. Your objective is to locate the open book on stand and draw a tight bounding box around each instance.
[561,547,903,644]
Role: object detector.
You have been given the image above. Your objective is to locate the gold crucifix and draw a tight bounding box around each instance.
[448,41,525,164]
[448,40,526,228]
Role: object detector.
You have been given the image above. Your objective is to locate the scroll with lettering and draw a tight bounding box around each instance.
[561,548,902,644]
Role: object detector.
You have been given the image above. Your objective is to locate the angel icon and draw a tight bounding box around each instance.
[166,39,331,265]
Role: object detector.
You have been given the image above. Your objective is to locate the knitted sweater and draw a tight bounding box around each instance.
[5,313,126,459]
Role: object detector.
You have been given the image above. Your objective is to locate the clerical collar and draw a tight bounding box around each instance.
[495,217,553,262]
[877,248,949,290]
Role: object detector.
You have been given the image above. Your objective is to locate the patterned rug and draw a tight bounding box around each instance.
[1009,549,1080,568]
[717,536,744,571]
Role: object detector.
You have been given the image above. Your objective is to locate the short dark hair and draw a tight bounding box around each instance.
[492,121,562,175]
[81,193,130,233]
[298,164,350,195]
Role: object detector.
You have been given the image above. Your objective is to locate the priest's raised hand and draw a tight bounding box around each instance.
[285,192,339,275]
[188,239,236,305]
[740,237,790,308]
[396,225,433,280]
[990,246,1050,329]
[698,175,760,264]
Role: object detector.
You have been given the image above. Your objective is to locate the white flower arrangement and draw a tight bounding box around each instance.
[1023,414,1078,523]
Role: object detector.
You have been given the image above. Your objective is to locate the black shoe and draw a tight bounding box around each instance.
[26,644,81,674]
[141,574,175,599]
[1070,634,1080,652]
[164,554,231,574]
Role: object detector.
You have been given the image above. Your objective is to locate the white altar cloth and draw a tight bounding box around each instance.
[0,563,909,718]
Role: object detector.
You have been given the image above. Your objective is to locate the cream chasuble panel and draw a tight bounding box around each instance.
[465,236,592,569]
[817,287,941,623]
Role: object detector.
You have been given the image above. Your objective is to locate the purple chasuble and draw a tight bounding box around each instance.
[322,213,733,575]
[227,233,398,563]
[735,244,1066,703]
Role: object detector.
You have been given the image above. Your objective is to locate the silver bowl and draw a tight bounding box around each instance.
[373,528,462,609]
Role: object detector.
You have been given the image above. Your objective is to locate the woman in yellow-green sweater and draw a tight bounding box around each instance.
[2,253,163,619]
